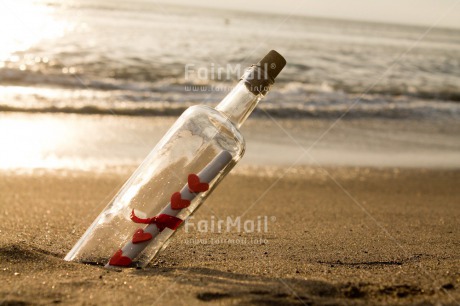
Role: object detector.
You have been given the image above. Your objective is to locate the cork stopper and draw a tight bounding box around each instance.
[244,50,286,95]
[257,50,286,80]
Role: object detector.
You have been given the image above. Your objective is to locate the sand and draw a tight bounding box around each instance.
[1,112,459,170]
[0,166,459,305]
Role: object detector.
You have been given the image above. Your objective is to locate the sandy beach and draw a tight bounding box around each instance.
[1,1,459,304]
[1,164,459,305]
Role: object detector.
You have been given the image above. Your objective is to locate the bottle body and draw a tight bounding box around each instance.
[65,50,286,267]
[65,105,244,266]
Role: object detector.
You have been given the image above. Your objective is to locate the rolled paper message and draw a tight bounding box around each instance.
[106,150,233,267]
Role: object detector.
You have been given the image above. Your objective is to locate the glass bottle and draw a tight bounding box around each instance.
[64,50,286,267]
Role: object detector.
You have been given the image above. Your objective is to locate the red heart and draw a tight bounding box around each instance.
[188,174,209,193]
[108,249,132,267]
[170,192,191,210]
[132,228,153,244]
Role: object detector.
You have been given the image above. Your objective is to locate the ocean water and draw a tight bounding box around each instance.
[1,0,460,119]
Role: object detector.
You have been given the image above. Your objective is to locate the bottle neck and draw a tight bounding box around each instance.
[215,66,273,128]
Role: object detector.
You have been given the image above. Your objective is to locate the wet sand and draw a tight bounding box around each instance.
[1,112,459,170]
[0,167,459,305]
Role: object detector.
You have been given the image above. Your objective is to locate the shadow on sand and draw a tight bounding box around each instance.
[0,244,432,306]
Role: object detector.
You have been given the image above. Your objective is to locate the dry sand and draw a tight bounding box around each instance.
[0,167,459,305]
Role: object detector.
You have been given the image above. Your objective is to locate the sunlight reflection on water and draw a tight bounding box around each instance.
[0,0,71,61]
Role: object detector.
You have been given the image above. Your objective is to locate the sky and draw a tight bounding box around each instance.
[160,0,460,29]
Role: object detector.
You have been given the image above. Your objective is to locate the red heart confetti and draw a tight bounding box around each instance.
[132,228,153,244]
[117,171,215,266]
[154,214,183,231]
[170,192,191,210]
[130,210,183,231]
[108,249,132,266]
[188,174,209,193]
